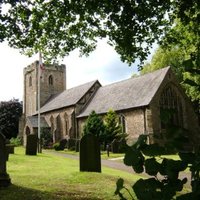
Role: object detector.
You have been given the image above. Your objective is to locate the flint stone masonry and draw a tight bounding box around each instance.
[80,134,101,172]
[0,133,11,187]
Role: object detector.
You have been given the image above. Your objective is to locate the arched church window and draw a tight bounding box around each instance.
[159,86,183,129]
[49,75,53,85]
[119,114,126,134]
[29,76,32,87]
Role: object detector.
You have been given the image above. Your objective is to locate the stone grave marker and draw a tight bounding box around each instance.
[59,139,67,150]
[80,134,101,172]
[75,139,80,152]
[67,138,76,150]
[26,134,38,155]
[111,138,121,153]
[0,132,11,187]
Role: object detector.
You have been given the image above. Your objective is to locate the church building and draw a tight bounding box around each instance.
[19,61,200,147]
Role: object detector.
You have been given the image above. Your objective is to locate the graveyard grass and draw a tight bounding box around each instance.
[0,147,141,200]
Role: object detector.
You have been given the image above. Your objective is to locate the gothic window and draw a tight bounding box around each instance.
[159,86,183,129]
[29,76,32,87]
[55,115,62,142]
[64,113,69,137]
[25,126,31,135]
[119,114,126,134]
[49,75,53,86]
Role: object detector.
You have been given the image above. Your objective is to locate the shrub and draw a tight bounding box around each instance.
[10,136,22,146]
[53,143,62,151]
[83,110,105,138]
[53,140,67,151]
[41,128,53,149]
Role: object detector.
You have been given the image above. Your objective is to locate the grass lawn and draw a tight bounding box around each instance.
[0,147,140,200]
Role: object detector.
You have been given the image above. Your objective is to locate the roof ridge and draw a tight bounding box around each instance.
[100,66,171,89]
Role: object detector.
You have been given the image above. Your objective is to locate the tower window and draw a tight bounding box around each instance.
[29,76,32,87]
[49,75,53,85]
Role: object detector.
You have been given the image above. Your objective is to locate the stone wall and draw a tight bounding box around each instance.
[43,106,76,143]
[77,108,146,145]
[23,62,66,117]
[149,68,200,143]
[121,109,145,145]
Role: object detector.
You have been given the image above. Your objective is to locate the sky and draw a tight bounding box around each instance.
[0,39,144,102]
[0,3,156,102]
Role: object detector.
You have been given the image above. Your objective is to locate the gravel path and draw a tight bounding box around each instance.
[43,150,191,188]
[43,150,134,173]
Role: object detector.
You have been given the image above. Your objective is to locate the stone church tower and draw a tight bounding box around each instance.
[23,61,66,117]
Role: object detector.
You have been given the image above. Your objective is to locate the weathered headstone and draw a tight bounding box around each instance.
[67,138,76,150]
[111,138,126,153]
[75,139,80,152]
[6,144,15,154]
[80,134,101,172]
[26,134,38,155]
[111,139,119,153]
[0,133,11,187]
[59,139,67,150]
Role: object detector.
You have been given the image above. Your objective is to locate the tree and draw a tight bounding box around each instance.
[141,47,185,82]
[1,0,198,67]
[0,99,22,139]
[83,110,105,138]
[104,109,122,145]
[141,20,200,116]
[115,132,200,200]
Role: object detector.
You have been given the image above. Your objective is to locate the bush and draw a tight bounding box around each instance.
[53,140,67,151]
[41,128,53,149]
[10,136,22,146]
[53,143,62,151]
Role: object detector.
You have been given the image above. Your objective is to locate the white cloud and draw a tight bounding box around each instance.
[0,40,139,101]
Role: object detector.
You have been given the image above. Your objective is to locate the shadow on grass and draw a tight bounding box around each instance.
[0,184,103,200]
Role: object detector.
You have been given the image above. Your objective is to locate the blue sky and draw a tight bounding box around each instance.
[0,39,154,101]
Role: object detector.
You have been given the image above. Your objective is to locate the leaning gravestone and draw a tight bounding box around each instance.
[26,134,38,155]
[0,133,11,187]
[80,134,101,172]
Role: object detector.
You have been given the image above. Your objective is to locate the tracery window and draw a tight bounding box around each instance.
[49,75,53,85]
[159,86,183,129]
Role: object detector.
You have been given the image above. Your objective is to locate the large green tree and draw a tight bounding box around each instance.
[0,99,23,139]
[141,19,200,115]
[83,110,105,138]
[104,109,122,145]
[0,0,199,67]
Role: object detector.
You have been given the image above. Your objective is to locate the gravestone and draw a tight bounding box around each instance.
[111,139,119,153]
[0,133,11,187]
[111,138,126,153]
[75,139,80,152]
[26,134,38,155]
[59,139,67,150]
[67,138,76,150]
[80,134,101,172]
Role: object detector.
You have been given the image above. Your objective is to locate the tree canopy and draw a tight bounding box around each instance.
[83,110,105,138]
[104,109,122,145]
[141,18,200,114]
[0,99,22,139]
[0,0,199,67]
